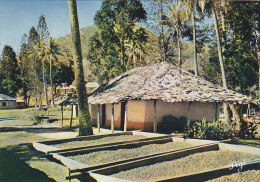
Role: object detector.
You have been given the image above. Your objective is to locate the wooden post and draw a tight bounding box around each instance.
[61,104,64,126]
[215,103,218,121]
[187,102,192,127]
[97,105,100,132]
[153,100,157,133]
[124,102,127,132]
[111,104,114,133]
[70,104,73,129]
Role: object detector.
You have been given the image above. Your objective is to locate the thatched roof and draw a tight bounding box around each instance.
[88,62,252,105]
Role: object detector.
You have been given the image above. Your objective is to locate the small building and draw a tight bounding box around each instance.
[56,84,76,95]
[0,94,17,110]
[88,62,251,133]
[85,82,99,93]
[16,98,25,109]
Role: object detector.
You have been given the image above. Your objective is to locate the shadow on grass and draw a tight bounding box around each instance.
[0,144,55,182]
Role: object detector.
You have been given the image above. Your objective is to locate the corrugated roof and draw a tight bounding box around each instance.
[88,62,252,105]
[0,94,16,101]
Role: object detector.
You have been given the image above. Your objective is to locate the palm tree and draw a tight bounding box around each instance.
[182,0,198,75]
[29,40,48,108]
[44,37,60,106]
[68,0,93,135]
[165,2,187,68]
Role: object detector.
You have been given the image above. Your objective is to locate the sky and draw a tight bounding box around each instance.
[0,0,102,53]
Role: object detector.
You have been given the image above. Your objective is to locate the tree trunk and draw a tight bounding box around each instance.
[192,10,198,76]
[212,5,229,122]
[229,104,240,130]
[255,37,260,98]
[42,60,48,107]
[177,30,182,68]
[35,89,38,108]
[68,0,93,135]
[50,58,55,106]
[212,5,227,88]
[121,38,126,72]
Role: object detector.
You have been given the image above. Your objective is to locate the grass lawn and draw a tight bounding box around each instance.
[0,131,48,148]
[0,146,55,182]
[0,107,78,128]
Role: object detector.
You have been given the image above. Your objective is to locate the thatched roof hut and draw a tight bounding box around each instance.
[89,62,251,105]
[88,62,252,132]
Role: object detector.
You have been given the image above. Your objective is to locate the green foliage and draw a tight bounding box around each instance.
[203,1,260,96]
[37,15,50,43]
[186,118,258,140]
[0,45,20,96]
[185,119,231,140]
[239,120,258,139]
[88,0,148,83]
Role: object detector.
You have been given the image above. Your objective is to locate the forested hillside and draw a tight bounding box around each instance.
[55,25,205,82]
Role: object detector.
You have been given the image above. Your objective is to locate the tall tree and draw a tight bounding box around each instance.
[147,0,173,63]
[18,34,31,106]
[164,2,187,68]
[92,0,147,74]
[44,37,60,106]
[37,15,50,106]
[181,0,206,75]
[37,15,50,43]
[28,27,42,107]
[68,0,93,135]
[0,45,20,96]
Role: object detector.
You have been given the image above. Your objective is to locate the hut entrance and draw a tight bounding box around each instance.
[120,102,126,130]
[102,104,106,126]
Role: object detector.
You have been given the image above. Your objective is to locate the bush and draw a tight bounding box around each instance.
[185,119,232,140]
[238,120,258,139]
[185,118,258,140]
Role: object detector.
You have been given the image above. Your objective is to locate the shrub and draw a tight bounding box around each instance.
[185,119,231,140]
[185,118,258,140]
[238,119,258,139]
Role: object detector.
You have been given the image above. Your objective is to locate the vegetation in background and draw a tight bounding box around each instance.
[88,0,148,83]
[0,45,20,97]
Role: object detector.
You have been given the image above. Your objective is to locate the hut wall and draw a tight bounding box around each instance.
[189,102,217,121]
[0,100,17,110]
[145,101,218,132]
[90,104,98,126]
[105,103,121,128]
[127,100,150,131]
[90,101,218,132]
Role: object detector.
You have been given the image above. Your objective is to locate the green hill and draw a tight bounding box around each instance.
[55,26,97,57]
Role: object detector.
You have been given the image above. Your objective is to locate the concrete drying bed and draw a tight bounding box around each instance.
[69,141,197,166]
[208,169,260,182]
[110,150,259,182]
[51,134,145,149]
[33,131,162,154]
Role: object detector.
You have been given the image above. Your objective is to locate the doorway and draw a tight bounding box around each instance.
[120,102,126,130]
[102,104,106,126]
